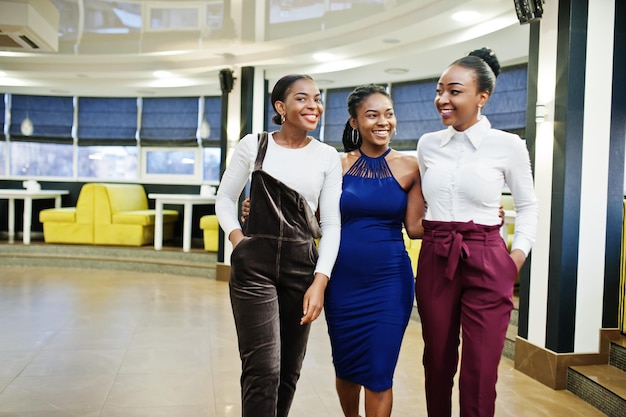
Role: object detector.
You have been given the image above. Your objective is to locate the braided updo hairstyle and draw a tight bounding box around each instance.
[451,47,501,95]
[341,84,391,152]
[270,74,315,125]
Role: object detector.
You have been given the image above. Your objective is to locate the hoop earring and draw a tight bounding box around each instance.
[477,105,482,121]
[281,114,286,124]
[351,128,360,146]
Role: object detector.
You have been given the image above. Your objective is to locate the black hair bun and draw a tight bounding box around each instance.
[468,47,501,77]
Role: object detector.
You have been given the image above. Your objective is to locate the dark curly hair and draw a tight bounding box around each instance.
[270,74,315,125]
[341,84,391,152]
[451,47,501,95]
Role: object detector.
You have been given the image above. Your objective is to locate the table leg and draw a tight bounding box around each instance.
[182,202,192,252]
[23,197,32,245]
[8,198,15,243]
[154,201,164,251]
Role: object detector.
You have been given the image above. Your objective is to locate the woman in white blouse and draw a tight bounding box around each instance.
[415,47,538,417]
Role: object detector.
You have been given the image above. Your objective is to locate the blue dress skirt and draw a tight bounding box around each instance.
[324,148,414,392]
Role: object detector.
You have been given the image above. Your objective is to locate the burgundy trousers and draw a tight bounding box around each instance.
[415,220,518,417]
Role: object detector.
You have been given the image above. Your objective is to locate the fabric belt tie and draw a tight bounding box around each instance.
[435,231,470,280]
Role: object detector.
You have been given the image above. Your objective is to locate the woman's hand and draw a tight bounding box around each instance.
[510,249,526,273]
[240,197,250,223]
[300,273,328,325]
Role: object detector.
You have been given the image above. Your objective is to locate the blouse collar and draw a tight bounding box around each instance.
[440,116,492,149]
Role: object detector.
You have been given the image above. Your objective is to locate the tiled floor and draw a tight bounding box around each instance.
[0,266,608,417]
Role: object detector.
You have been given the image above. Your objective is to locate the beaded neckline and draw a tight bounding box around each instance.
[345,148,393,179]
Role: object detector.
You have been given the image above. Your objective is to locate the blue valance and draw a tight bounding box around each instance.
[392,79,441,146]
[201,96,222,147]
[483,65,528,131]
[1,94,5,138]
[77,97,138,146]
[140,97,199,147]
[9,95,74,143]
[323,87,352,146]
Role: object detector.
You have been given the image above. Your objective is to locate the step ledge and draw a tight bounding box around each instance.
[1,252,214,267]
[569,364,626,400]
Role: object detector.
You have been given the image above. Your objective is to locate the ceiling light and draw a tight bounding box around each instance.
[0,71,6,77]
[153,70,175,79]
[384,68,408,75]
[451,10,481,22]
[313,52,335,62]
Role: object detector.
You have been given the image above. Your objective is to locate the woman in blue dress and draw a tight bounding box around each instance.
[241,84,424,416]
[324,84,424,417]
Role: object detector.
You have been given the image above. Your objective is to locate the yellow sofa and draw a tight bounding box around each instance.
[199,214,219,252]
[39,183,179,246]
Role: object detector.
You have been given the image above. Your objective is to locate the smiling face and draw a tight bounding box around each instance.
[275,78,323,131]
[435,64,489,132]
[351,92,396,150]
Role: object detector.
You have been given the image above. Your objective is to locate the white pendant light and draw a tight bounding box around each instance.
[20,117,33,136]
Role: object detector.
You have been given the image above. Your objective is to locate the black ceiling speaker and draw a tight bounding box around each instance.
[514,0,544,24]
[219,69,234,93]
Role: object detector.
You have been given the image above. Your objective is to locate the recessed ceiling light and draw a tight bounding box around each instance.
[153,70,174,79]
[384,68,408,75]
[313,52,335,62]
[0,70,6,77]
[451,10,481,22]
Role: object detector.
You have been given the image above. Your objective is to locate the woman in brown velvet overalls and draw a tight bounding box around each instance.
[215,74,342,417]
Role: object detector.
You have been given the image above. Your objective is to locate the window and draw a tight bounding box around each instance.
[10,142,73,178]
[78,146,138,180]
[141,147,202,183]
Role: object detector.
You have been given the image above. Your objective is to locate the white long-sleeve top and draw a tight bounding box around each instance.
[215,131,343,278]
[416,117,538,256]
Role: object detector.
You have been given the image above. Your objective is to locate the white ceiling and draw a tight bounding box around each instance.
[0,0,530,98]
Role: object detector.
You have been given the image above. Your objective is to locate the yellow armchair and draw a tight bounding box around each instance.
[40,183,179,246]
[199,214,219,252]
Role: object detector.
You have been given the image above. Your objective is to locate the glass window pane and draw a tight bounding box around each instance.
[78,146,138,180]
[0,141,6,176]
[10,142,73,177]
[203,147,221,183]
[146,149,196,175]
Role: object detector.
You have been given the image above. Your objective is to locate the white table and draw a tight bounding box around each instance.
[0,189,69,244]
[148,193,217,252]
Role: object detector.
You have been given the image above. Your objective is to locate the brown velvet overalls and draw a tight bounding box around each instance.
[229,132,321,417]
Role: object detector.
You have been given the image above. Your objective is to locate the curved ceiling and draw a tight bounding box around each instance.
[0,0,530,97]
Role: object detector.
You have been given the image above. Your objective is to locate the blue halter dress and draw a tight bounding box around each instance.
[325,148,414,392]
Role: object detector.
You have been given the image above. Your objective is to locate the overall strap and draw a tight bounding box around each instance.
[254,131,269,170]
